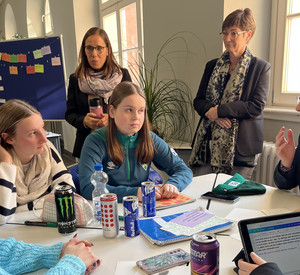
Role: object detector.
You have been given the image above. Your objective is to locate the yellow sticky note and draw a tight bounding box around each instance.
[9,66,18,75]
[34,64,44,73]
[33,49,43,59]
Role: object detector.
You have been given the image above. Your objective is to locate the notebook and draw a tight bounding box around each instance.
[156,194,196,210]
[139,208,233,246]
[238,211,300,274]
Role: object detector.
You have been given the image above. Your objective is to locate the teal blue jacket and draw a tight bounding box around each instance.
[0,238,86,274]
[79,127,193,202]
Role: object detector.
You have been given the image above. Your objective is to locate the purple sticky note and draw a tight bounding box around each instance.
[170,210,214,227]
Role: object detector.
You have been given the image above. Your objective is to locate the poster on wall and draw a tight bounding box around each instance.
[0,35,67,120]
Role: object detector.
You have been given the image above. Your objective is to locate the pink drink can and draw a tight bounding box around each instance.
[100,193,119,238]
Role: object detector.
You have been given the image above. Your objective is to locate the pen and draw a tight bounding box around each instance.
[24,221,57,227]
[206,173,219,210]
[23,221,125,231]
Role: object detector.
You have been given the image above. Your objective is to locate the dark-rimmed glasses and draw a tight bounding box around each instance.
[85,45,107,54]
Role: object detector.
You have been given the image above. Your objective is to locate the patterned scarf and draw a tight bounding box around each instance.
[189,47,252,173]
[79,69,122,104]
[9,141,53,206]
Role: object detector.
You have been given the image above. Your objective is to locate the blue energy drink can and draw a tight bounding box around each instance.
[141,181,156,217]
[123,196,140,237]
[55,184,77,234]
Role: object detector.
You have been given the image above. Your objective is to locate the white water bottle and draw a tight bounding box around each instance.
[91,164,109,222]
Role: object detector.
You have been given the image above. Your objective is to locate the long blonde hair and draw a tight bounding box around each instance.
[0,99,39,149]
[107,82,154,165]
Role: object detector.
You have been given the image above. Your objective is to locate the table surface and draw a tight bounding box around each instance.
[1,173,299,275]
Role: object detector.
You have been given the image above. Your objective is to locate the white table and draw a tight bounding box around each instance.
[1,173,299,275]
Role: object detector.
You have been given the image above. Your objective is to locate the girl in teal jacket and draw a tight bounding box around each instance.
[79,81,193,202]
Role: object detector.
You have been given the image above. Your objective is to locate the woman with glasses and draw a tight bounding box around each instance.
[189,8,271,180]
[65,27,131,158]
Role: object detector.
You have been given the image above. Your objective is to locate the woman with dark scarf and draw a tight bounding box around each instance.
[65,27,131,158]
[189,8,270,180]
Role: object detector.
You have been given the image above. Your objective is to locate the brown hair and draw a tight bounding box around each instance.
[107,81,154,165]
[74,27,121,80]
[0,99,40,149]
[222,8,256,38]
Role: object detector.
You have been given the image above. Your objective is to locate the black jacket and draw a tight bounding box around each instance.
[274,134,300,190]
[65,68,131,158]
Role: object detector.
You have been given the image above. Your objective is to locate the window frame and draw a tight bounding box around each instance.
[270,0,300,107]
[99,0,144,72]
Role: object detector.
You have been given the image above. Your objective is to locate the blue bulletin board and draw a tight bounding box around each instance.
[0,36,67,120]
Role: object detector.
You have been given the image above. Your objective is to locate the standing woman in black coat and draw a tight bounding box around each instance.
[65,27,131,158]
[189,8,270,180]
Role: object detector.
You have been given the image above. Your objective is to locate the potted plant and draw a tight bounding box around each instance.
[129,33,195,144]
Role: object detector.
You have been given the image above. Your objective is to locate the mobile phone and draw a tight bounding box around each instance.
[136,248,190,274]
[201,191,240,203]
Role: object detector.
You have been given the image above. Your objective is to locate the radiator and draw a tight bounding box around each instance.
[253,142,279,187]
[253,141,299,194]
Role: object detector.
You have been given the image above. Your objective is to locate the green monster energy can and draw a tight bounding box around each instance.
[55,185,77,234]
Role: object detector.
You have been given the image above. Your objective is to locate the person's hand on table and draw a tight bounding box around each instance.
[238,252,266,275]
[275,126,295,169]
[60,234,101,274]
[159,183,179,199]
[136,184,178,201]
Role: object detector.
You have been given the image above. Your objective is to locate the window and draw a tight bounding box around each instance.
[4,4,17,40]
[42,0,53,35]
[271,0,300,106]
[99,0,143,83]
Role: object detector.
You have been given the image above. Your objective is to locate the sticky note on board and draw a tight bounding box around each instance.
[33,49,43,59]
[2,53,10,62]
[18,54,27,63]
[0,76,2,81]
[26,66,35,74]
[9,66,18,75]
[10,54,18,63]
[34,64,44,73]
[41,45,51,55]
[0,86,4,91]
[51,57,61,66]
[0,53,1,60]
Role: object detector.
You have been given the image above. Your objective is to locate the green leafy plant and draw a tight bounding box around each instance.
[130,33,195,143]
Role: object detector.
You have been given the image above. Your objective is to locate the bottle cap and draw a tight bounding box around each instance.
[89,98,101,107]
[94,164,103,171]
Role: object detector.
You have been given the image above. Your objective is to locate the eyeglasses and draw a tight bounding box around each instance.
[85,45,107,54]
[219,31,247,39]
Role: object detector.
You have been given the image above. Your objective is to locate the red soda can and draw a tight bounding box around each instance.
[190,232,219,275]
[100,193,119,238]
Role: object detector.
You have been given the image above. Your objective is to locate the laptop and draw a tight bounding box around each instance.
[238,211,300,274]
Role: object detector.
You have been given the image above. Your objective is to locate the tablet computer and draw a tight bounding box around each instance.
[238,211,300,274]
